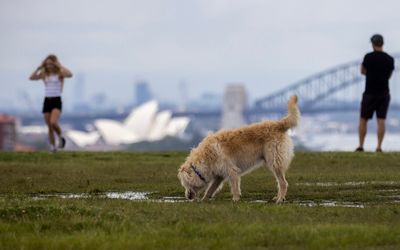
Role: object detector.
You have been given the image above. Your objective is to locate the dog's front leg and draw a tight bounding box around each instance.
[228,169,241,201]
[202,176,224,201]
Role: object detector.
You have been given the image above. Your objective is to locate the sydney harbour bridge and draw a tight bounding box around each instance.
[253,53,400,114]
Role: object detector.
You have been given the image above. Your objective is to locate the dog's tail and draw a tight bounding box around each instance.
[278,95,300,131]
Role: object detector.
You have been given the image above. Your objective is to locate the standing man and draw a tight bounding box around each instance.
[356,34,395,152]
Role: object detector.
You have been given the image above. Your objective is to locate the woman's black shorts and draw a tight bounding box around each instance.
[360,93,390,120]
[42,97,62,113]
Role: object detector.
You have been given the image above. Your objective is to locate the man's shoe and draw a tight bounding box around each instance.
[355,147,364,152]
[376,148,383,153]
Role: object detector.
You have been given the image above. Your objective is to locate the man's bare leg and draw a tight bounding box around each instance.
[357,118,368,151]
[377,119,386,152]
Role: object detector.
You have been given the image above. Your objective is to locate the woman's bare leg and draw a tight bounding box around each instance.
[44,113,55,148]
[50,109,66,148]
[50,109,62,137]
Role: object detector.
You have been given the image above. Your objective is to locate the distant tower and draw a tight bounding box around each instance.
[221,84,248,129]
[74,73,86,109]
[92,93,107,111]
[177,81,188,112]
[135,81,152,105]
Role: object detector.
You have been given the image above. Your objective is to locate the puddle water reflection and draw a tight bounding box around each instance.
[296,181,399,187]
[31,192,149,201]
[293,200,365,208]
[105,192,148,200]
[22,191,399,206]
[29,192,188,203]
[249,199,365,208]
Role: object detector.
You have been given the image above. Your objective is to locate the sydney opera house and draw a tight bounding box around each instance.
[66,101,190,148]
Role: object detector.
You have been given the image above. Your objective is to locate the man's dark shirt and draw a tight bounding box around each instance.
[362,51,395,95]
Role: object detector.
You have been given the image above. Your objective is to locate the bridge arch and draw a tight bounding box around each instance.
[255,53,400,112]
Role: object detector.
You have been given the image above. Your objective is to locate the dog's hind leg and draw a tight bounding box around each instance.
[271,166,288,204]
[202,176,224,201]
[264,144,291,204]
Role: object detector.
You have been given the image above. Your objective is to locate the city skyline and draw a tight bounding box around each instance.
[1,0,400,112]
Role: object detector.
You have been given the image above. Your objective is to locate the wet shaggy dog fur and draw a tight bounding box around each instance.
[178,95,300,203]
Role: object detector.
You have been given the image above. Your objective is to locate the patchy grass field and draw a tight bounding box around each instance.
[1,152,400,249]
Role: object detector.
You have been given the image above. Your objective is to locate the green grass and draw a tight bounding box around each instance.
[1,152,400,249]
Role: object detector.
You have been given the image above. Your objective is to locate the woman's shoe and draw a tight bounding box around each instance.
[59,137,66,149]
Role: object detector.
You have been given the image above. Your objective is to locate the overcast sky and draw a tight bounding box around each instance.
[1,0,399,111]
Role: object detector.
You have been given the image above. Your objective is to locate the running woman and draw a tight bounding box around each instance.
[29,54,73,152]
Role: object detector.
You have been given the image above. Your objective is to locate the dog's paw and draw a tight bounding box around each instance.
[201,197,213,202]
[275,197,286,204]
[232,196,240,202]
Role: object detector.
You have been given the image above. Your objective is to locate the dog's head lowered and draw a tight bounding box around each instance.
[177,162,207,200]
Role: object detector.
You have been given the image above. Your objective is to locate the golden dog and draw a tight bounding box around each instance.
[178,95,300,203]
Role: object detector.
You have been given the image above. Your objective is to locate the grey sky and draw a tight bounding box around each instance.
[1,0,400,111]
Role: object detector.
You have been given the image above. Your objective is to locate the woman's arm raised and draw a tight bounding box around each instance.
[29,66,45,80]
[55,61,73,78]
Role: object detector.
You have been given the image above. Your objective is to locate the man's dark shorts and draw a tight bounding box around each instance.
[360,93,390,120]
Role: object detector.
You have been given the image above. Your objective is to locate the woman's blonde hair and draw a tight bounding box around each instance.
[44,54,61,75]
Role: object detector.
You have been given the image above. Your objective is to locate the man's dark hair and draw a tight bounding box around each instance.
[371,34,384,47]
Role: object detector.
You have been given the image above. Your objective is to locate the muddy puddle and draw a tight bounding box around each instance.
[294,200,365,208]
[17,190,400,206]
[249,199,365,208]
[296,181,400,187]
[29,192,186,203]
[31,192,150,201]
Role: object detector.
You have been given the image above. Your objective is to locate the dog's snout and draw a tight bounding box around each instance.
[186,190,195,200]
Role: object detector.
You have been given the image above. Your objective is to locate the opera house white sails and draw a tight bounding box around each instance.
[66,101,190,147]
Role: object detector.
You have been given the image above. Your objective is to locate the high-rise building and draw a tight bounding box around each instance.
[74,73,85,103]
[92,93,107,111]
[73,73,90,112]
[221,84,248,129]
[177,81,188,112]
[135,81,152,106]
[0,114,16,151]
